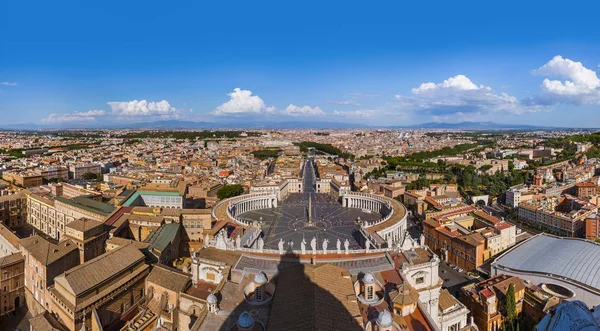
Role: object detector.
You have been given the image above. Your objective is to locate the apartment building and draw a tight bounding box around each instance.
[518,196,595,237]
[461,274,525,331]
[68,163,101,180]
[2,171,43,188]
[423,216,486,271]
[585,214,600,240]
[38,166,69,182]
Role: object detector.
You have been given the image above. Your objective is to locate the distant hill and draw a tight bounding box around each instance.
[400,121,560,130]
[0,120,592,131]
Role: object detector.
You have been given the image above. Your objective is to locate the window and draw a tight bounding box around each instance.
[366,285,374,300]
[416,277,424,284]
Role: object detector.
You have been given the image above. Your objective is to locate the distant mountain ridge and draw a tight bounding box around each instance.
[0,120,593,131]
[401,121,561,130]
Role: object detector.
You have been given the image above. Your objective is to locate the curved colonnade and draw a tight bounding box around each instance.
[342,192,407,246]
[212,192,278,226]
[212,191,407,253]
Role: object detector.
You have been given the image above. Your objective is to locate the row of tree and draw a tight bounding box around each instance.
[295,141,354,159]
[120,131,262,140]
[217,184,245,199]
[251,149,282,160]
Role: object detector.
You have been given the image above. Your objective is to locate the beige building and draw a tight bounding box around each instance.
[518,196,594,237]
[38,166,69,182]
[69,163,101,180]
[0,192,27,228]
[19,235,80,315]
[143,264,193,329]
[26,193,115,241]
[64,217,108,263]
[0,224,24,317]
[2,171,43,188]
[48,244,149,330]
[0,252,25,316]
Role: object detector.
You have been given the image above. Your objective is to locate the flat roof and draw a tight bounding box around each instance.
[493,234,600,291]
[55,196,115,216]
[122,190,181,206]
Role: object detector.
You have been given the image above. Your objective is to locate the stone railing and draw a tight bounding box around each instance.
[209,243,391,255]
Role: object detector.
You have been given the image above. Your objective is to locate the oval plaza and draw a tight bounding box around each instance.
[211,159,408,254]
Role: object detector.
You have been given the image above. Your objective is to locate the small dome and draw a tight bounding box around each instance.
[377,310,393,327]
[254,272,267,284]
[207,293,217,304]
[237,311,255,328]
[363,272,376,284]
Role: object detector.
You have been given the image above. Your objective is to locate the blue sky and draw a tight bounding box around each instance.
[1,0,600,127]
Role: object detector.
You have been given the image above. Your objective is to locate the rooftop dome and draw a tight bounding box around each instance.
[237,311,255,329]
[377,310,393,327]
[207,293,218,304]
[254,272,267,285]
[363,272,376,284]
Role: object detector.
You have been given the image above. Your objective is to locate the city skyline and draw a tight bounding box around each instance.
[2,1,600,128]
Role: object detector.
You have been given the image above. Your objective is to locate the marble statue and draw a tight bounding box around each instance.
[215,231,227,250]
[365,239,371,253]
[311,237,317,255]
[301,238,306,255]
[344,239,350,254]
[278,238,284,254]
[236,235,241,249]
[336,239,341,254]
[257,237,264,251]
[322,238,329,255]
[204,233,210,246]
[419,233,425,247]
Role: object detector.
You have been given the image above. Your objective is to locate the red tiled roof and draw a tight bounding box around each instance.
[473,210,500,225]
[495,221,513,230]
[104,206,133,226]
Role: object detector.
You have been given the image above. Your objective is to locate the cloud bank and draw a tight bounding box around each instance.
[394,74,521,116]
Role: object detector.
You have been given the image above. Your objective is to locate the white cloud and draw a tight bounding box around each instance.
[108,99,179,117]
[411,74,483,94]
[1,82,17,86]
[332,109,378,118]
[532,55,600,105]
[42,110,106,123]
[329,100,360,106]
[212,88,275,116]
[281,104,325,116]
[395,74,522,115]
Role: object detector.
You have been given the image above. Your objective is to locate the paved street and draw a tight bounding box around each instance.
[439,261,480,298]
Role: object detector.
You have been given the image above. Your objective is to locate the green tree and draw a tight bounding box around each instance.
[81,172,99,181]
[217,184,245,199]
[505,283,517,325]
